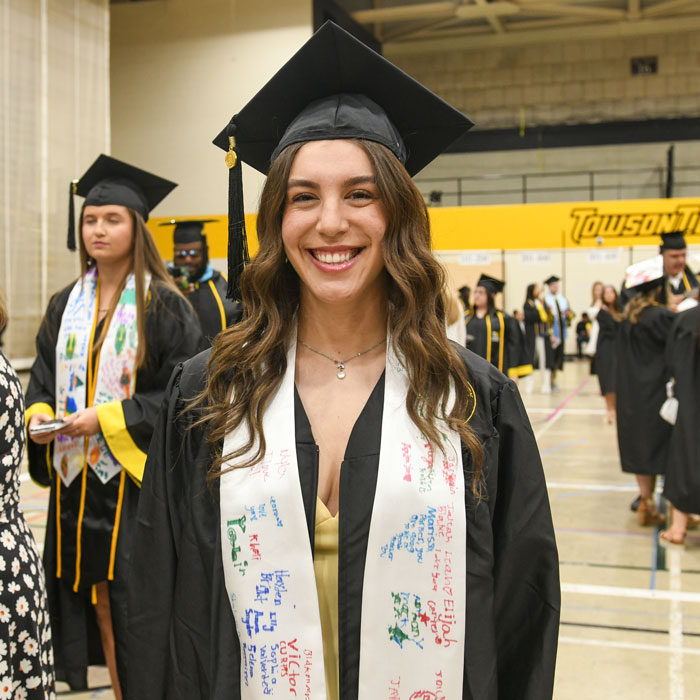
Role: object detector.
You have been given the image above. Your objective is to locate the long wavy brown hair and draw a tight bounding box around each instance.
[78,207,180,368]
[624,285,664,324]
[196,139,484,494]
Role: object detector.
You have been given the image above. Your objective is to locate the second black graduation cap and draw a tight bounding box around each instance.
[68,154,177,250]
[159,218,219,244]
[213,20,474,299]
[660,231,687,250]
[477,274,505,295]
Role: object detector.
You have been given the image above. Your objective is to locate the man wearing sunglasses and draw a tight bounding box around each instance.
[163,218,242,348]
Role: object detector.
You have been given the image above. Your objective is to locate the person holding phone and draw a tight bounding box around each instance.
[25,155,201,697]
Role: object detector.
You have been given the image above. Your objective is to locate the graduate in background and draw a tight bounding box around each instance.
[126,23,559,700]
[591,285,621,424]
[616,257,675,526]
[465,275,532,380]
[660,305,700,546]
[522,282,553,394]
[620,231,699,309]
[25,156,202,696]
[543,275,572,391]
[161,218,242,347]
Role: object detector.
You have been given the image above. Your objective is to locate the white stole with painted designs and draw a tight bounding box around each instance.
[220,331,467,699]
[54,268,145,487]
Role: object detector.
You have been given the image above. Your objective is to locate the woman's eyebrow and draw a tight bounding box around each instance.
[343,175,376,187]
[287,178,318,189]
[287,175,376,189]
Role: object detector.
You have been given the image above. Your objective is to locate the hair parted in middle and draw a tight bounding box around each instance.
[77,206,182,369]
[194,138,484,494]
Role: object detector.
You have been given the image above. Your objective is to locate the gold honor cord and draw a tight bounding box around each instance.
[209,279,227,331]
[485,314,492,364]
[496,312,505,373]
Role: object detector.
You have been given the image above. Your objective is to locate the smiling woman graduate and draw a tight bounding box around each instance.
[126,22,559,700]
[24,155,202,697]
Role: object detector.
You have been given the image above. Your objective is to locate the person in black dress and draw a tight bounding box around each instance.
[0,297,56,697]
[594,285,622,424]
[25,156,202,696]
[616,263,674,526]
[126,22,559,700]
[660,305,700,545]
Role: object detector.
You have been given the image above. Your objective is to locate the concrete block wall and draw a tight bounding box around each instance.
[393,32,700,130]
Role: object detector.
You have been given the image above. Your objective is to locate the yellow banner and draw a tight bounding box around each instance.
[149,197,700,261]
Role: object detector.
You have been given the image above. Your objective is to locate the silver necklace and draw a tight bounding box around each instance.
[298,337,386,379]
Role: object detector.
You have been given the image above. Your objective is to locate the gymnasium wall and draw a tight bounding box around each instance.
[110,0,313,217]
[388,28,700,131]
[1,0,110,361]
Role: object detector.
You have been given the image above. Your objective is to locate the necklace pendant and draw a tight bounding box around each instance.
[337,363,346,380]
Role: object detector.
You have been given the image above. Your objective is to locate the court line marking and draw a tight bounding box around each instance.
[528,407,606,415]
[547,481,638,492]
[562,582,700,604]
[540,438,587,455]
[534,411,562,440]
[533,379,591,441]
[558,636,700,656]
[669,548,684,700]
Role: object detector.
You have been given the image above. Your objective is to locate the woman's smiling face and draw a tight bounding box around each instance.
[281,140,388,308]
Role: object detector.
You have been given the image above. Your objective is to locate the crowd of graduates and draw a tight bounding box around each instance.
[454,230,700,551]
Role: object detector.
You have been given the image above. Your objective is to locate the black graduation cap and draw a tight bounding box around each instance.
[213,20,474,299]
[477,274,505,295]
[660,231,687,251]
[68,154,177,250]
[544,275,560,286]
[159,218,218,245]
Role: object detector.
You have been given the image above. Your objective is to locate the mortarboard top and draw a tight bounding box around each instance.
[213,20,474,300]
[660,231,687,251]
[477,274,505,295]
[544,275,560,286]
[624,255,664,293]
[68,154,177,250]
[159,218,218,245]
[213,21,473,176]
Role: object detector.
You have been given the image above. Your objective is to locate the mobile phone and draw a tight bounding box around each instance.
[29,419,70,435]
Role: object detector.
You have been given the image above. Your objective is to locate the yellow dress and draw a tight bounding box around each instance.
[314,498,339,700]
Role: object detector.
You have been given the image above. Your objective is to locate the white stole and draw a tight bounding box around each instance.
[220,332,466,699]
[54,268,145,486]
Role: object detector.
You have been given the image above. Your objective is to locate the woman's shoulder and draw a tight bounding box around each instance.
[672,305,700,336]
[451,341,511,403]
[175,348,212,400]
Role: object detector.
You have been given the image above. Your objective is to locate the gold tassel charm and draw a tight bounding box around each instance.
[72,179,78,194]
[225,135,238,169]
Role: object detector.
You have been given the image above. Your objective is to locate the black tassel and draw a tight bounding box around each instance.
[67,180,77,251]
[225,122,249,300]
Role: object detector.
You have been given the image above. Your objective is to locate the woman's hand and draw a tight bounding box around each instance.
[60,408,100,438]
[28,414,59,445]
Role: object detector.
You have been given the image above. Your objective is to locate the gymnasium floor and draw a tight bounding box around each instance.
[18,359,700,699]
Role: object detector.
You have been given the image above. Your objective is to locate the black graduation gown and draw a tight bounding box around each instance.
[594,309,620,396]
[24,279,202,690]
[188,270,242,348]
[522,300,554,370]
[615,305,674,475]
[465,309,532,379]
[663,306,700,514]
[125,345,560,700]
